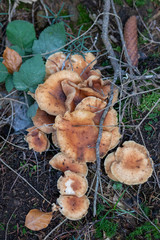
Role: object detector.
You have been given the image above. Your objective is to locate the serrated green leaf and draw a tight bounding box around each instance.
[0,63,9,82]
[5,75,14,92]
[27,101,38,118]
[13,55,45,91]
[32,22,66,58]
[6,20,36,52]
[10,45,25,56]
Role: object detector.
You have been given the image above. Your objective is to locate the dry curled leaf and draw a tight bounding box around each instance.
[25,209,52,231]
[2,47,22,74]
[124,16,138,66]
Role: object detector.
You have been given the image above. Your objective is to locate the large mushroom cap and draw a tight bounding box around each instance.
[57,170,88,197]
[56,195,90,220]
[54,110,112,163]
[104,152,118,181]
[35,70,82,116]
[49,153,88,176]
[111,141,153,185]
[45,52,66,77]
[25,127,50,153]
[32,108,55,134]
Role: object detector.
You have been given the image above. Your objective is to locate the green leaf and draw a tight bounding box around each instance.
[0,63,9,83]
[27,101,38,118]
[13,55,45,91]
[10,45,25,56]
[5,75,14,92]
[32,21,66,58]
[6,20,36,52]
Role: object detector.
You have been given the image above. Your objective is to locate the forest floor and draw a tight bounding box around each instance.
[0,0,160,239]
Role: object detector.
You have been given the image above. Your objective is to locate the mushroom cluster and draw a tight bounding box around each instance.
[25,52,153,221]
[25,51,121,220]
[104,141,153,185]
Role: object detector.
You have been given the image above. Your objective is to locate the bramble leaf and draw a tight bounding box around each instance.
[6,20,36,52]
[5,75,14,92]
[27,101,38,118]
[13,55,45,92]
[25,209,52,231]
[32,22,66,58]
[11,45,25,56]
[0,63,9,83]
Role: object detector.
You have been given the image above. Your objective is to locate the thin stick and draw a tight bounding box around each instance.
[0,157,51,205]
[137,185,160,233]
[43,218,67,240]
[102,0,119,73]
[93,0,119,216]
[5,208,17,240]
[135,98,160,130]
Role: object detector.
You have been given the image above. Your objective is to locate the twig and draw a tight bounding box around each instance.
[135,98,160,130]
[102,0,119,73]
[137,185,160,233]
[0,157,51,205]
[43,218,67,240]
[40,0,51,25]
[5,208,17,240]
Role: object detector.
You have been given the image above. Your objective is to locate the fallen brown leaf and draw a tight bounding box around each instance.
[2,47,22,74]
[25,209,52,231]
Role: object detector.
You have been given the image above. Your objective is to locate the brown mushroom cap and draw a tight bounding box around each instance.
[109,127,121,150]
[65,53,97,80]
[78,76,118,103]
[35,70,82,116]
[56,195,90,220]
[32,108,55,134]
[104,152,118,181]
[57,170,88,197]
[75,96,118,131]
[54,110,112,163]
[45,52,66,77]
[49,152,88,176]
[111,141,153,185]
[25,127,50,153]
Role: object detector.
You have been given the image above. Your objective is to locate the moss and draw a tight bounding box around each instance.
[77,3,92,31]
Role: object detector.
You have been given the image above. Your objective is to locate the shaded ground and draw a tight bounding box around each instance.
[0,0,160,239]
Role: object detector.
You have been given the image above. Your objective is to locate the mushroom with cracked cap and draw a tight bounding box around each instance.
[57,170,88,197]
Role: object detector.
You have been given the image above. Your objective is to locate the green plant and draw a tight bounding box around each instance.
[139,92,160,115]
[95,218,118,239]
[0,223,5,231]
[126,220,160,240]
[77,3,92,31]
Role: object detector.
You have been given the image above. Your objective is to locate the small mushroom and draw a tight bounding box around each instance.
[104,152,118,181]
[65,53,97,80]
[49,152,88,176]
[110,141,153,185]
[75,96,118,131]
[45,52,66,78]
[35,70,82,116]
[55,195,90,220]
[54,110,112,162]
[57,170,88,197]
[25,127,50,153]
[32,108,55,134]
